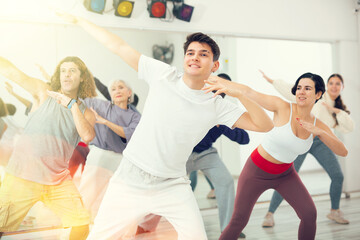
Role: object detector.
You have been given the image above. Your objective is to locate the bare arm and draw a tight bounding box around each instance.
[35,64,51,82]
[230,94,273,132]
[57,12,141,71]
[203,76,274,132]
[0,57,49,100]
[5,82,32,108]
[298,118,348,157]
[90,108,126,138]
[73,106,96,144]
[259,70,274,84]
[259,70,296,102]
[204,75,287,113]
[47,91,96,143]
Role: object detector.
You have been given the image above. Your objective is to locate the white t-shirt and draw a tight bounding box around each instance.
[122,55,245,178]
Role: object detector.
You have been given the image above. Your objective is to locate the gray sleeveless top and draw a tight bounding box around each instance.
[6,97,86,185]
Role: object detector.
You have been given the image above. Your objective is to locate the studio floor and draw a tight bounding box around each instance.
[3,170,360,240]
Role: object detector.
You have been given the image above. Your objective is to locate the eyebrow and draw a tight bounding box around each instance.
[60,67,78,70]
[186,49,211,53]
[297,85,313,88]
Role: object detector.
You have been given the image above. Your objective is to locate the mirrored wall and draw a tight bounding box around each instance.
[0,21,333,231]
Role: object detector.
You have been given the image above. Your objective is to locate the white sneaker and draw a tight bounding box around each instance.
[327,210,349,224]
[262,212,274,228]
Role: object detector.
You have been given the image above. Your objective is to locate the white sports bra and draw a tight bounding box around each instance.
[261,103,316,163]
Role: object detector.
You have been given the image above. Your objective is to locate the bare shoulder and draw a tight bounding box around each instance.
[273,100,291,124]
[272,96,290,112]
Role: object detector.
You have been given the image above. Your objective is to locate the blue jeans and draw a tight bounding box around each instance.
[268,136,344,212]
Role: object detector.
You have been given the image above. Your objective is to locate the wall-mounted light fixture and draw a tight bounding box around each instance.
[172,0,194,22]
[83,0,106,14]
[149,0,167,18]
[114,0,135,18]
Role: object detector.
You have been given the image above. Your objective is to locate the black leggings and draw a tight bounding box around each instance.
[219,154,317,240]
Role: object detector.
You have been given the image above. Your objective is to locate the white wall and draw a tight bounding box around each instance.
[334,40,360,193]
[0,0,357,41]
[0,0,359,191]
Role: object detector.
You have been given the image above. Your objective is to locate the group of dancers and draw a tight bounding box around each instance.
[0,11,353,240]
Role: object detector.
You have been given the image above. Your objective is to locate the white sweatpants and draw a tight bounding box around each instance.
[87,158,207,240]
[78,146,122,220]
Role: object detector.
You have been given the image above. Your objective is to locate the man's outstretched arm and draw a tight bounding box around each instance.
[0,57,49,100]
[57,12,141,72]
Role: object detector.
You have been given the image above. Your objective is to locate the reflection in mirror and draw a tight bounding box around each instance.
[194,37,332,208]
[0,20,333,235]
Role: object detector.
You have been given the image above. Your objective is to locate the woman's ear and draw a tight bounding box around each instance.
[316,91,323,100]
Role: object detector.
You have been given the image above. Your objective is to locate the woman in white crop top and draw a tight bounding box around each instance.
[203,72,348,240]
[261,72,353,226]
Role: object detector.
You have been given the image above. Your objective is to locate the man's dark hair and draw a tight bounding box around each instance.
[214,73,232,98]
[183,32,220,61]
[217,73,231,81]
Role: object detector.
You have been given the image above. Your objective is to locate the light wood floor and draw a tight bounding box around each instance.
[3,170,359,240]
[3,193,360,240]
[134,193,360,240]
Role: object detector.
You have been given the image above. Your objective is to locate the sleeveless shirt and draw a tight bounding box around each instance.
[261,103,316,164]
[6,97,86,185]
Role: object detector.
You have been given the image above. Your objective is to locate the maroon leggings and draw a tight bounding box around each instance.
[219,151,317,240]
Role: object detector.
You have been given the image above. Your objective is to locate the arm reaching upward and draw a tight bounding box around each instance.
[0,57,49,102]
[259,70,295,102]
[5,82,32,108]
[56,11,141,72]
[36,64,51,82]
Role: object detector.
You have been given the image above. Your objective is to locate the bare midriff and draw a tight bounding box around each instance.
[257,145,286,164]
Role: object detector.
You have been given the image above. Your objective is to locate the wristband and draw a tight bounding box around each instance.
[67,99,77,109]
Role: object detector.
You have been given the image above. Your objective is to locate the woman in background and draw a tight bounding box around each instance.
[260,72,354,227]
[205,72,348,240]
[79,79,141,221]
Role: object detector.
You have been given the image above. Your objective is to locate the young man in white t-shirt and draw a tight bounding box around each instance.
[58,13,273,240]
